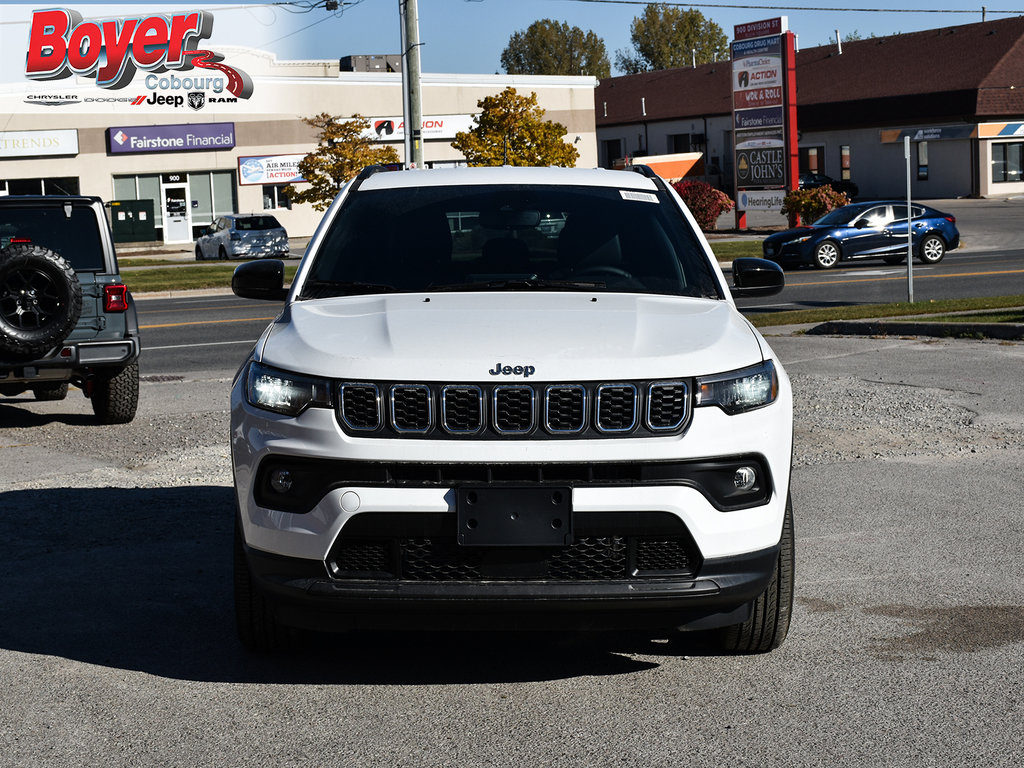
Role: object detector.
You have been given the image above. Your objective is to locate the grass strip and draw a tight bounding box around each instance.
[708,241,763,260]
[901,309,1024,324]
[120,257,197,267]
[748,295,1024,328]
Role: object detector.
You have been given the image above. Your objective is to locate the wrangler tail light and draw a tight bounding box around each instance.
[104,284,129,312]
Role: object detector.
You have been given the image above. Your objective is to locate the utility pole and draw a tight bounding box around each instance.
[399,0,423,168]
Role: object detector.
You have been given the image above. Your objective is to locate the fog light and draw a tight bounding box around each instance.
[270,469,293,494]
[733,466,757,492]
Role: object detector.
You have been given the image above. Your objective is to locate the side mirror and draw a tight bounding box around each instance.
[731,257,784,298]
[232,259,288,301]
[854,219,869,229]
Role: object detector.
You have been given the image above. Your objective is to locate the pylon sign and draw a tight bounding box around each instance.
[731,17,798,226]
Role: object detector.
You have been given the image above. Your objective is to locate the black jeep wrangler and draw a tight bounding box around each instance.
[0,195,141,424]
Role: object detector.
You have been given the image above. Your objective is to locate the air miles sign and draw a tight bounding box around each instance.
[23,7,253,100]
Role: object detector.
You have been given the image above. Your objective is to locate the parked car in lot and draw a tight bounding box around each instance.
[229,164,794,654]
[195,214,289,260]
[798,172,859,199]
[762,200,960,269]
[0,195,140,423]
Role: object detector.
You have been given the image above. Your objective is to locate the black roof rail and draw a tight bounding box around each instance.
[349,163,406,193]
[627,164,659,179]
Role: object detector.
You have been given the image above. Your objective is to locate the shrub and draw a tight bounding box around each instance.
[671,179,734,231]
[781,186,849,225]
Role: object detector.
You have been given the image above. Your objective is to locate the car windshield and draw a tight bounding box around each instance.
[813,205,869,227]
[301,184,722,299]
[234,216,282,231]
[0,203,105,271]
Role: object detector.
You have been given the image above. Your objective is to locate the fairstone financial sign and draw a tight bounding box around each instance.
[107,123,235,154]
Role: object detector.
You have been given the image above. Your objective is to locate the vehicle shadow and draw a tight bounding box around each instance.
[0,486,695,684]
[0,400,96,427]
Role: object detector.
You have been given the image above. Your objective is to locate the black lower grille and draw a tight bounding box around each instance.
[326,512,700,582]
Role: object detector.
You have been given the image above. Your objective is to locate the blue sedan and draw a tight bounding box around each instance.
[762,201,960,270]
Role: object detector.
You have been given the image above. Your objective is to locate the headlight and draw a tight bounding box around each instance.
[792,235,812,244]
[696,360,778,414]
[246,361,331,416]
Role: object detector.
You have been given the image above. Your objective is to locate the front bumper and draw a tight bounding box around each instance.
[244,535,779,632]
[762,241,812,265]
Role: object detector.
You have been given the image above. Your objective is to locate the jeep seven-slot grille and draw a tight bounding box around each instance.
[337,380,690,439]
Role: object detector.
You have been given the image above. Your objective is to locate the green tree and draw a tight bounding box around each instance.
[614,3,729,74]
[284,113,400,211]
[501,19,610,79]
[451,87,580,167]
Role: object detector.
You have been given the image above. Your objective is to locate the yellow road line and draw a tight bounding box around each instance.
[793,268,1024,287]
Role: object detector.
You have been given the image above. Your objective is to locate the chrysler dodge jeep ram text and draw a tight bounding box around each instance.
[230,165,792,653]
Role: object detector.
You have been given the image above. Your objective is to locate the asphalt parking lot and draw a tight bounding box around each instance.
[0,330,1022,767]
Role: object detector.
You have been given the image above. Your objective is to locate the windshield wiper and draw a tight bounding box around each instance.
[426,278,606,292]
[300,279,397,298]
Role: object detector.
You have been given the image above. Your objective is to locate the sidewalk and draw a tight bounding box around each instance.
[118,237,311,260]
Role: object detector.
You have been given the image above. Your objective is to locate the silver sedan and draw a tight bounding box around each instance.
[195,214,289,260]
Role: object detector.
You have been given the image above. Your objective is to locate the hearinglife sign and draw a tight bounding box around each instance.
[731,17,798,228]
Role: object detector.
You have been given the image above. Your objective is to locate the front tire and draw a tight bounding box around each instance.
[90,361,139,424]
[918,234,946,264]
[715,496,795,654]
[812,241,840,269]
[234,518,287,652]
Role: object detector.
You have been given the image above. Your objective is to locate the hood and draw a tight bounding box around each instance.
[764,225,823,245]
[260,292,765,381]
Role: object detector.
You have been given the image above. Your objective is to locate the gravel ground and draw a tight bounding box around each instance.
[2,365,1019,489]
[1,333,1022,768]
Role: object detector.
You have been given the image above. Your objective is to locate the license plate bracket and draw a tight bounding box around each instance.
[456,486,572,547]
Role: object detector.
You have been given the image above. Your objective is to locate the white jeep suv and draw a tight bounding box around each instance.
[230,165,793,653]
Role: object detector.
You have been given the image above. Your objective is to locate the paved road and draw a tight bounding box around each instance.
[1,331,1021,767]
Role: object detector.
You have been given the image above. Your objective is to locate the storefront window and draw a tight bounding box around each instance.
[112,170,235,237]
[190,172,214,225]
[1,177,79,195]
[137,175,162,228]
[262,184,291,210]
[799,146,824,174]
[992,142,1023,183]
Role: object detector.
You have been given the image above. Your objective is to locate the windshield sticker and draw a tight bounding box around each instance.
[620,190,658,203]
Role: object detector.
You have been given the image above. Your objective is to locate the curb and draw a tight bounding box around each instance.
[808,319,1024,341]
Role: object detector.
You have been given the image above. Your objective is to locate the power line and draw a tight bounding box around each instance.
[559,0,1024,14]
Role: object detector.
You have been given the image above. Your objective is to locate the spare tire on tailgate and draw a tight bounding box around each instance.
[0,243,83,360]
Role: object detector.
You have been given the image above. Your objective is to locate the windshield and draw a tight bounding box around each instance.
[813,205,869,227]
[0,204,105,271]
[234,216,282,231]
[300,184,722,299]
